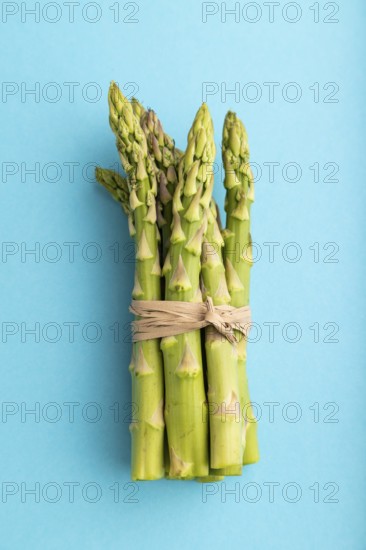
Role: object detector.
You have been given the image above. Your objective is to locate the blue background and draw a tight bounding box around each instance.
[1,1,365,548]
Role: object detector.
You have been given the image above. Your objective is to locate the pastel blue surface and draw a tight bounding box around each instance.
[1,1,365,548]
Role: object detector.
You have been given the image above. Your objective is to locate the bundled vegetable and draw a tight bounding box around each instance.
[96,83,259,481]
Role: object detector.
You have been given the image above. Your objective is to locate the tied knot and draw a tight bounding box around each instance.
[129,299,251,343]
[204,297,237,343]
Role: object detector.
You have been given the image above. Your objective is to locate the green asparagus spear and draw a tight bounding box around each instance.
[222,111,259,465]
[161,104,215,478]
[108,82,165,480]
[95,167,129,211]
[139,109,181,477]
[98,104,181,479]
[201,200,242,469]
[140,109,182,261]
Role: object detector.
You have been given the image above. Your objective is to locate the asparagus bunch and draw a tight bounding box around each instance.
[222,111,259,465]
[161,104,215,478]
[108,83,165,480]
[96,88,259,480]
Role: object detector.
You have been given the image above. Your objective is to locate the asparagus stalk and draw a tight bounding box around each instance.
[95,168,140,237]
[162,104,215,478]
[96,104,182,478]
[108,82,165,480]
[140,109,182,261]
[201,200,242,469]
[95,167,130,212]
[139,110,181,477]
[222,111,259,465]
